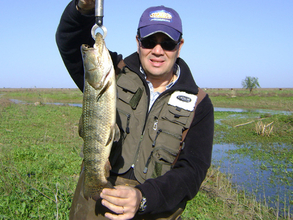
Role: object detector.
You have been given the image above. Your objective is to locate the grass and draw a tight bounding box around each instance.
[0,88,292,219]
[214,111,293,145]
[0,101,82,219]
[0,88,83,105]
[206,88,293,111]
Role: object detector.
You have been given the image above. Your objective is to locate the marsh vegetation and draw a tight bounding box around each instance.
[0,88,292,219]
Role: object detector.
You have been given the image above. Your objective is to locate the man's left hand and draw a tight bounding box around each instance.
[100,185,142,220]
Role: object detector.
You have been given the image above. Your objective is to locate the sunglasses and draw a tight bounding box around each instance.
[138,38,180,51]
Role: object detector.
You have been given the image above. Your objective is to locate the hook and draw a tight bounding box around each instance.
[91,24,107,40]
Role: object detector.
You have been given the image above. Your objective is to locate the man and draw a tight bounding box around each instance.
[56,1,214,219]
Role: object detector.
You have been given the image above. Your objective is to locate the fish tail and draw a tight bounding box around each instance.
[83,181,114,201]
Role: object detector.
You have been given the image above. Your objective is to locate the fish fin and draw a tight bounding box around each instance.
[91,181,114,201]
[96,71,112,101]
[84,182,114,201]
[104,124,120,146]
[84,189,99,201]
[78,115,83,138]
[105,124,115,146]
[80,144,84,158]
[114,124,120,142]
[83,161,114,201]
[105,160,111,177]
[105,181,114,190]
[82,173,90,200]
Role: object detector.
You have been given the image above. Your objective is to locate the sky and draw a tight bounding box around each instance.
[0,0,292,89]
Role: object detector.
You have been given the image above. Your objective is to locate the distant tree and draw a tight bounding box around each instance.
[242,76,260,93]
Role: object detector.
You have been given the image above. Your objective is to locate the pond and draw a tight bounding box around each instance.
[212,143,292,215]
[213,107,292,215]
[214,107,292,115]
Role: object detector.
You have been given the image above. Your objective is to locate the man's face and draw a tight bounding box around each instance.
[136,33,184,80]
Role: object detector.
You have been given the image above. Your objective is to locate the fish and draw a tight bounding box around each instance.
[79,32,117,200]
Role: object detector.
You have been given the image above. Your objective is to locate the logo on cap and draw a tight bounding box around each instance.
[149,10,173,23]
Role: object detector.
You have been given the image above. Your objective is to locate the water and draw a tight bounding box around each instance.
[212,143,292,215]
[9,99,82,107]
[214,107,292,115]
[9,99,27,104]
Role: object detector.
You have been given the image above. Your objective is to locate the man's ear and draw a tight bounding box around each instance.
[177,38,184,58]
[136,35,140,54]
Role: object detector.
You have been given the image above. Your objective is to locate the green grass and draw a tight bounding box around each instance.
[214,111,293,144]
[207,88,293,111]
[0,88,292,219]
[0,102,82,219]
[0,88,83,104]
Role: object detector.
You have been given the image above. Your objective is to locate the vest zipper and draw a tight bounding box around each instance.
[152,129,162,147]
[143,129,162,173]
[143,151,153,173]
[132,134,144,168]
[126,114,130,134]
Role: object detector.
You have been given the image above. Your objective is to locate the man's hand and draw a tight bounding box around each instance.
[76,0,95,14]
[100,185,143,220]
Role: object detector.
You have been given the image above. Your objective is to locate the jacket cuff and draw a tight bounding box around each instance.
[68,0,94,19]
[135,181,160,214]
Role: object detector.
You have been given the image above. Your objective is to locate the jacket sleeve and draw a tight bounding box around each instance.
[55,0,123,91]
[136,95,214,214]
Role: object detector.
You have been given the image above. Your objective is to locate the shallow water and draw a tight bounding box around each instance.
[214,107,292,115]
[212,143,292,214]
[9,99,82,107]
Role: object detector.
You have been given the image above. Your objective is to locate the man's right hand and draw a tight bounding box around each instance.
[76,0,95,14]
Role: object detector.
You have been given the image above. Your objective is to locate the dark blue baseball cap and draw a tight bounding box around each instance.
[138,6,182,41]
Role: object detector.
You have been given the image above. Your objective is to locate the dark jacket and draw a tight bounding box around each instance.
[56,0,214,215]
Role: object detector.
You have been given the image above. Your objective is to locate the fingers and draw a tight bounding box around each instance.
[104,212,133,220]
[100,187,132,210]
[100,186,142,219]
[102,185,131,199]
[101,199,134,220]
[76,0,95,14]
[101,198,124,214]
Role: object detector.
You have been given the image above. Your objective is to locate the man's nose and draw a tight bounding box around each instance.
[151,43,164,55]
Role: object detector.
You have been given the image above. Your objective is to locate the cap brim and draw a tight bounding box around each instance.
[139,24,181,41]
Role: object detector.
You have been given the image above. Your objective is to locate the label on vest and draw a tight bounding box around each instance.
[168,91,197,111]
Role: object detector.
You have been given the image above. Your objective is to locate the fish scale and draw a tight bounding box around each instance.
[80,33,116,200]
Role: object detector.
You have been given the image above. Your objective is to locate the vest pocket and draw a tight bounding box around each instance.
[162,106,191,126]
[117,79,143,110]
[145,146,178,179]
[144,127,181,178]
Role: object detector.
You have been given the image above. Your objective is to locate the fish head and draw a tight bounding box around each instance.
[81,33,113,90]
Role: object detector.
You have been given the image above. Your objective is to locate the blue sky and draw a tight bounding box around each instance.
[0,0,292,89]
